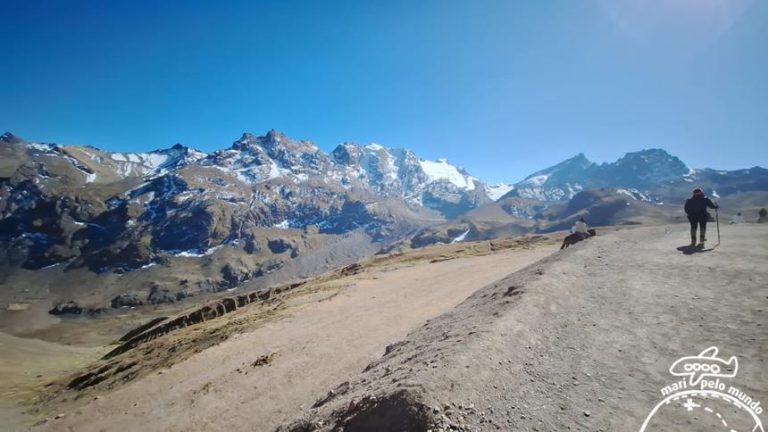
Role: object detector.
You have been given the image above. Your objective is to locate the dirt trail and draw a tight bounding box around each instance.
[280,223,767,431]
[34,244,556,431]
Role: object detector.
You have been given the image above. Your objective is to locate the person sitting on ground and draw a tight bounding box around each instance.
[684,188,718,247]
[730,212,745,224]
[572,217,588,234]
[569,217,591,241]
[560,224,597,250]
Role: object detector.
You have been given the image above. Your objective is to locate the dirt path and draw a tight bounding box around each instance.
[35,245,556,431]
[281,224,768,431]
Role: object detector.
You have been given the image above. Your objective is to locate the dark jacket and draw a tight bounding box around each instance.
[684,196,718,221]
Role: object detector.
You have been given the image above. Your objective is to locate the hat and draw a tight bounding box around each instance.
[692,187,703,195]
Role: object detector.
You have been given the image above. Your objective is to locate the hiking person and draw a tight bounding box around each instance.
[730,212,745,224]
[684,188,718,247]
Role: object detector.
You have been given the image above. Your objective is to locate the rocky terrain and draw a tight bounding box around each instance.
[401,149,768,248]
[4,223,763,431]
[0,130,487,322]
[508,149,768,203]
[1,130,765,330]
[0,233,557,430]
[281,223,767,432]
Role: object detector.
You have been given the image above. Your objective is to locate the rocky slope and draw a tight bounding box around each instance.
[509,149,767,204]
[21,225,767,431]
[399,149,767,249]
[23,236,557,432]
[1,131,765,317]
[280,224,768,432]
[0,130,493,318]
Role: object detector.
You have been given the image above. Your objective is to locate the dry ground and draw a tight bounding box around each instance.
[282,223,768,431]
[1,235,556,431]
[7,223,765,431]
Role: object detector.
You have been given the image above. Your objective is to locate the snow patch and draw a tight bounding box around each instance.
[485,183,514,201]
[273,220,290,229]
[451,229,470,243]
[520,174,549,187]
[419,159,476,190]
[616,188,651,202]
[144,153,170,169]
[516,183,581,201]
[174,246,221,258]
[27,143,55,152]
[110,152,173,177]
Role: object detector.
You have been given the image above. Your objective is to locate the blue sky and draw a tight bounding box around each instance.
[1,0,765,183]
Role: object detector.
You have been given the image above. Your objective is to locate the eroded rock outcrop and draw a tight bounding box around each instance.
[102,281,303,360]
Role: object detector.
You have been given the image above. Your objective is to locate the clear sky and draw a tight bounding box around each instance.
[1,0,766,183]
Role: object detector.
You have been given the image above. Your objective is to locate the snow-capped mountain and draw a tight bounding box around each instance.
[484,183,515,201]
[0,130,493,277]
[330,143,490,217]
[512,149,692,201]
[2,130,766,314]
[106,144,208,177]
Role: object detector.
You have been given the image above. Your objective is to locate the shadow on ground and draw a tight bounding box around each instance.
[676,244,719,255]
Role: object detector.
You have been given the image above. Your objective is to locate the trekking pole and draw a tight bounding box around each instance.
[715,207,721,246]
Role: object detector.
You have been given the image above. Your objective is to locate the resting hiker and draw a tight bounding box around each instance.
[571,217,589,237]
[684,187,718,247]
[730,212,745,224]
[560,217,591,249]
[560,225,597,250]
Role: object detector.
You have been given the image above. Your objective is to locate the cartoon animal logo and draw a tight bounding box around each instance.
[669,346,738,386]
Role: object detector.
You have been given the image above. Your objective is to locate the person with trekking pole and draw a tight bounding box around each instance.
[715,206,721,245]
[684,187,719,248]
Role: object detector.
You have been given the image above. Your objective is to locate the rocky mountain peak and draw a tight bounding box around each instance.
[609,148,689,184]
[547,152,592,171]
[514,148,699,201]
[1,132,21,143]
[568,152,591,165]
[331,142,363,165]
[231,132,258,151]
[265,128,286,143]
[615,148,676,164]
[248,130,319,156]
[518,153,594,190]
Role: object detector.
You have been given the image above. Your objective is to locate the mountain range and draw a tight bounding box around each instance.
[1,130,765,316]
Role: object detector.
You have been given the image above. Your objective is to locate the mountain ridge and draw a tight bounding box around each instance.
[6,130,763,198]
[1,129,766,317]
